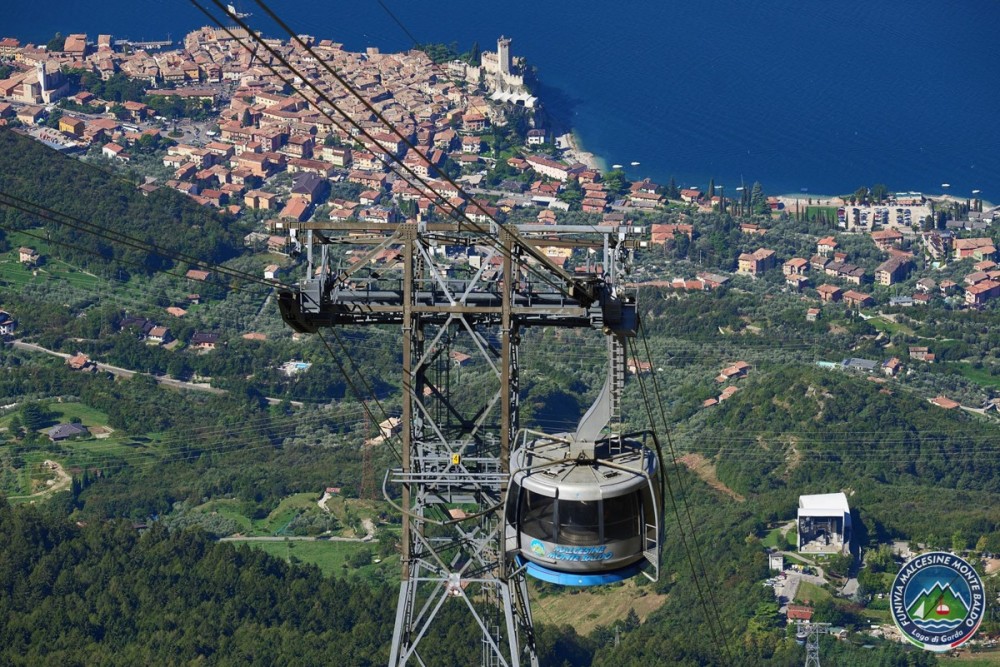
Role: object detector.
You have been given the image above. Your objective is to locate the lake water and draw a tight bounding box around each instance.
[6,0,1000,197]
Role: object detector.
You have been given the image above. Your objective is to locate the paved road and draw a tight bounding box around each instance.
[13,340,226,394]
[220,535,368,543]
[11,340,302,406]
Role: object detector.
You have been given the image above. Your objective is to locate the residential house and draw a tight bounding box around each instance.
[147,326,172,345]
[244,190,279,210]
[650,223,694,245]
[786,274,809,291]
[909,346,934,363]
[805,308,820,322]
[186,269,211,281]
[190,332,220,350]
[718,386,739,402]
[965,279,1000,307]
[954,237,995,260]
[278,197,311,222]
[737,248,776,276]
[58,116,85,137]
[842,290,874,308]
[290,173,329,204]
[679,189,701,203]
[875,256,911,286]
[264,264,279,280]
[627,358,653,375]
[716,361,750,383]
[871,228,903,251]
[450,351,472,367]
[882,357,902,377]
[816,284,842,302]
[526,128,547,146]
[930,396,960,410]
[786,605,814,622]
[18,247,39,265]
[46,423,89,442]
[102,142,126,160]
[66,353,96,372]
[842,358,878,374]
[809,254,830,272]
[782,258,809,276]
[817,237,838,256]
[0,310,15,336]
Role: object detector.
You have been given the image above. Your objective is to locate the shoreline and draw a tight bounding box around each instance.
[776,193,994,208]
[555,131,605,172]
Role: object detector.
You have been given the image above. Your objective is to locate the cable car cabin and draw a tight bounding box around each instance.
[505,431,661,586]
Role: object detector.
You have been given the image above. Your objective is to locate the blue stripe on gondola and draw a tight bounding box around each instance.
[517,556,644,586]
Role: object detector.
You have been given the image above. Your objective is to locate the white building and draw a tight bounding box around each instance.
[797,492,851,554]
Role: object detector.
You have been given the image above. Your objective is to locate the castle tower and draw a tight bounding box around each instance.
[497,36,511,76]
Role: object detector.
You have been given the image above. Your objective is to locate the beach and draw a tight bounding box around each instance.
[556,132,604,172]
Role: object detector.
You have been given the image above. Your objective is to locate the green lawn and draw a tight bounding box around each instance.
[47,402,111,428]
[794,580,831,604]
[864,315,914,336]
[762,527,784,548]
[232,538,399,580]
[953,363,1000,389]
[255,492,323,534]
[805,206,840,221]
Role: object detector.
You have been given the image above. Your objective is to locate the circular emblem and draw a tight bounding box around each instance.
[890,551,984,652]
[529,539,546,556]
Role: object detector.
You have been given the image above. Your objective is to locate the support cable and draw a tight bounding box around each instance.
[191,0,582,304]
[627,334,734,667]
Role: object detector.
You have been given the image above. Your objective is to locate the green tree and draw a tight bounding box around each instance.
[871,183,889,204]
[666,176,680,199]
[603,169,628,197]
[46,33,65,52]
[750,181,768,215]
[20,402,50,432]
[707,177,715,200]
[43,108,63,129]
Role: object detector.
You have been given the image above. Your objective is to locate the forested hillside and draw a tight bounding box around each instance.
[0,129,243,276]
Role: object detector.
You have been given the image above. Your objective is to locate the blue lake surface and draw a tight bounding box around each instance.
[6,0,1000,197]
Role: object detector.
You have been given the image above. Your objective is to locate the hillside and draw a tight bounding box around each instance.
[0,128,243,276]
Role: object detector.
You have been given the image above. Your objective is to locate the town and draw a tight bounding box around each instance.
[2,24,1000,664]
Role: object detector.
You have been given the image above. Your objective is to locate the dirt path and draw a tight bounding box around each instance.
[9,460,72,501]
[677,453,745,501]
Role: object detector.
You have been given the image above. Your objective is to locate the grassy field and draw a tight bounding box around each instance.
[0,401,165,498]
[232,538,399,580]
[532,578,667,635]
[794,580,831,604]
[941,652,1000,665]
[805,206,840,221]
[761,527,784,548]
[864,315,915,336]
[953,363,1000,389]
[196,494,389,538]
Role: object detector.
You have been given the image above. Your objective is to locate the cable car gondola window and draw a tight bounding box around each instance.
[557,500,601,545]
[603,493,641,541]
[521,489,556,541]
[506,480,521,529]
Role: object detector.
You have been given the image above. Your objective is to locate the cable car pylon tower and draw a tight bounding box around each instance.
[279,218,648,666]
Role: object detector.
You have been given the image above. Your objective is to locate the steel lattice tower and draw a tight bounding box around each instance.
[279,220,636,666]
